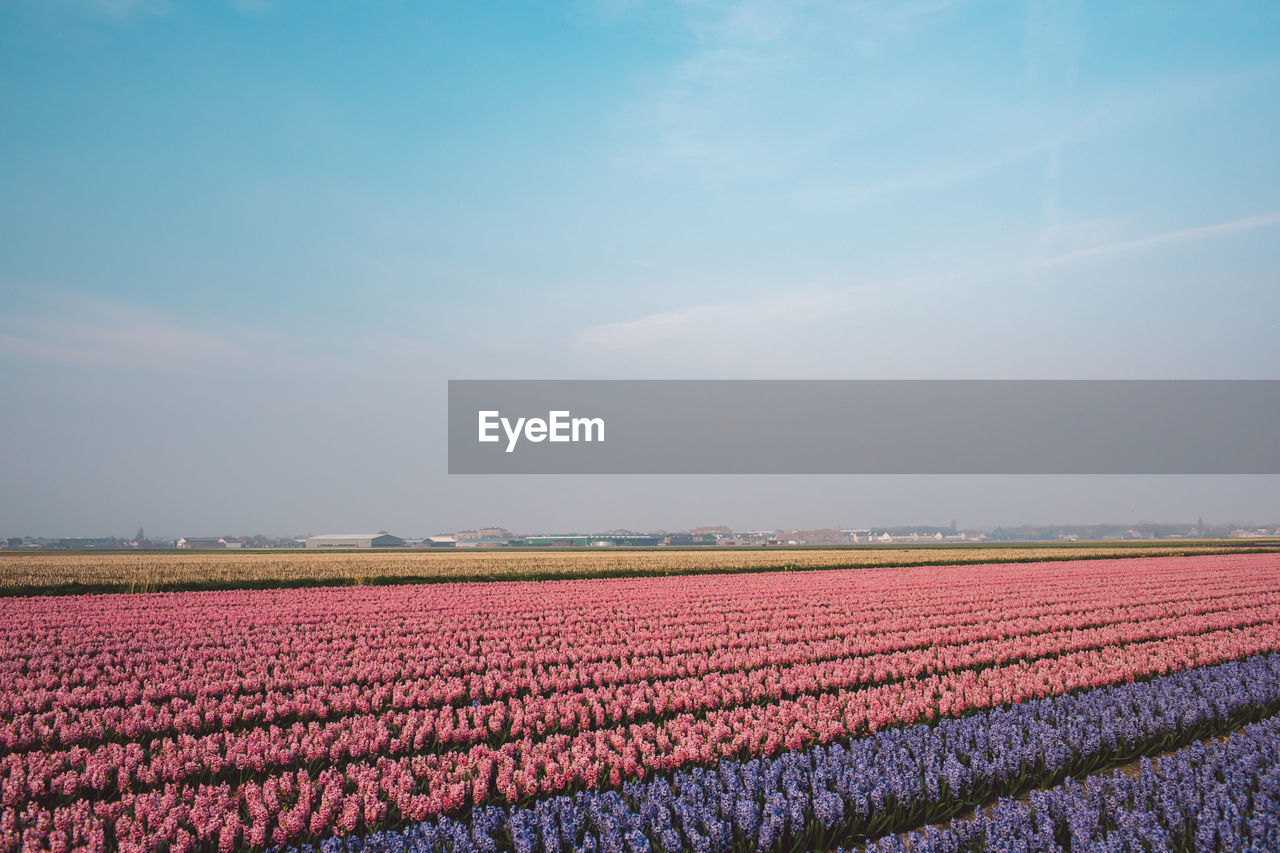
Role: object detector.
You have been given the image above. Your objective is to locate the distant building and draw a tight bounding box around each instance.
[303,534,406,549]
[177,537,229,549]
[455,528,514,542]
[1232,528,1275,538]
[792,529,848,545]
[611,535,662,546]
[519,534,665,547]
[522,535,593,547]
[664,533,718,546]
[424,535,457,548]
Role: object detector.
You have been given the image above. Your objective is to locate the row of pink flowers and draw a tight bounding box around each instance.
[0,557,1245,706]
[5,581,1273,756]
[1,561,1267,730]
[5,595,1279,807]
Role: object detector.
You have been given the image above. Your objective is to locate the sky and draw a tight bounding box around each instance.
[1,0,1278,538]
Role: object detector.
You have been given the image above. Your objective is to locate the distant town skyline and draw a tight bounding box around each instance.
[6,515,1278,548]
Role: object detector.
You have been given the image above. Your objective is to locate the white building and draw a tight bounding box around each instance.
[304,533,405,549]
[177,537,229,549]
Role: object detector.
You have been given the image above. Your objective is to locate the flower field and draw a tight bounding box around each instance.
[2,553,1279,852]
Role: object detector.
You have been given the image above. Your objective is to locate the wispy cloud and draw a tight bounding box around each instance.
[1023,0,1083,93]
[0,290,464,382]
[616,0,967,178]
[793,139,1059,211]
[1036,211,1280,269]
[0,297,247,372]
[575,309,699,351]
[573,289,863,352]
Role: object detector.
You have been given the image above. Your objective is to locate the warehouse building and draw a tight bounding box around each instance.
[177,537,230,549]
[522,535,593,547]
[520,534,663,547]
[304,533,405,549]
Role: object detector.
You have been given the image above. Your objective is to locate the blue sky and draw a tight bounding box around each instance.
[2,1,1278,536]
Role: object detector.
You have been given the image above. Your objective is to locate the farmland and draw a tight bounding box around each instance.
[0,542,1256,595]
[2,552,1280,851]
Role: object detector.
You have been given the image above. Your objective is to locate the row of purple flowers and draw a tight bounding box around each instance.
[860,712,1280,852]
[280,652,1280,853]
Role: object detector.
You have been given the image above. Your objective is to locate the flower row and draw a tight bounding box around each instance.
[3,558,1273,745]
[3,557,1265,718]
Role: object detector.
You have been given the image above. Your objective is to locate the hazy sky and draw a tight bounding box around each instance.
[2,1,1278,537]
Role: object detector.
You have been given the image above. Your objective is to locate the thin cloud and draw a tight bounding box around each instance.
[573,290,862,352]
[617,0,967,178]
[1036,211,1280,268]
[796,59,1279,215]
[794,140,1055,211]
[575,309,699,351]
[0,291,445,379]
[0,301,246,372]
